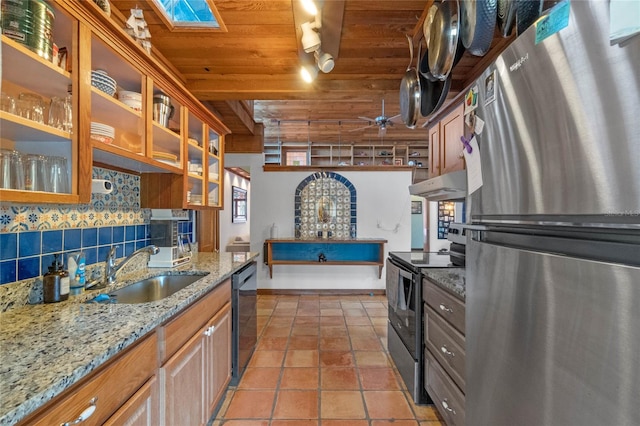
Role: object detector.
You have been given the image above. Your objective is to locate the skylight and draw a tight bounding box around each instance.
[151,0,224,30]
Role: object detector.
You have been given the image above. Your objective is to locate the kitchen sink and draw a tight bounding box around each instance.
[107,274,208,303]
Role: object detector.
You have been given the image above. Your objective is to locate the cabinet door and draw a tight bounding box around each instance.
[161,326,207,426]
[205,304,232,419]
[104,376,158,426]
[440,103,465,174]
[429,124,441,178]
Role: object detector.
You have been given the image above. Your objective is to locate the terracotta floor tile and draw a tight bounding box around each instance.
[256,337,289,351]
[257,308,274,316]
[295,317,320,325]
[361,301,386,309]
[320,308,344,316]
[374,324,388,337]
[272,390,319,419]
[319,350,355,367]
[276,301,299,309]
[351,337,383,351]
[319,301,341,309]
[320,316,346,326]
[366,307,389,317]
[345,317,372,326]
[320,367,360,390]
[354,351,391,367]
[291,326,319,336]
[238,367,282,389]
[280,367,319,389]
[289,336,319,350]
[363,391,415,419]
[319,336,351,351]
[249,350,285,368]
[358,367,401,390]
[297,308,320,316]
[284,350,319,367]
[320,326,348,338]
[371,421,419,426]
[321,421,369,426]
[320,391,366,419]
[347,325,378,338]
[341,301,363,309]
[224,390,276,419]
[271,420,319,426]
[262,325,292,337]
[223,421,270,426]
[269,316,295,326]
[411,401,443,421]
[370,317,388,326]
[343,308,367,317]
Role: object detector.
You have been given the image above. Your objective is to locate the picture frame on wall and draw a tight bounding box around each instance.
[411,200,422,214]
[394,158,403,166]
[232,186,247,223]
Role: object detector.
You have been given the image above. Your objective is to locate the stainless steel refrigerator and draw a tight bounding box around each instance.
[466,1,640,425]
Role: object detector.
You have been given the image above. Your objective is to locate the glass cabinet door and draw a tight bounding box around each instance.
[185,109,205,207]
[150,82,183,171]
[0,2,78,202]
[206,128,221,207]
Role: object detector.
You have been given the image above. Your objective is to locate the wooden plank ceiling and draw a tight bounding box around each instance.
[110,0,513,147]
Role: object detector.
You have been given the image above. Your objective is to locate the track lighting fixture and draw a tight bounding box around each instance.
[300,64,318,83]
[301,21,321,53]
[314,49,334,73]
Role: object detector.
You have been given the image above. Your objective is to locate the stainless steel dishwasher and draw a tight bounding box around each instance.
[230,261,257,385]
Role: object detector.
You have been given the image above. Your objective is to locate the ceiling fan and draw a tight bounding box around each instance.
[350,99,402,137]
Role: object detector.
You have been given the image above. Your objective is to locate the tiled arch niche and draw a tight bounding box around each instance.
[294,172,357,239]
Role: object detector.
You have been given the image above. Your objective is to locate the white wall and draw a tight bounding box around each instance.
[243,156,413,291]
[219,166,250,250]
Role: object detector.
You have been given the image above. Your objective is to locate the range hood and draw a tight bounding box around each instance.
[409,170,467,201]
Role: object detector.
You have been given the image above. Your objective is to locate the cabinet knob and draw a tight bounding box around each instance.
[442,399,457,415]
[60,397,98,425]
[439,303,453,314]
[441,345,455,358]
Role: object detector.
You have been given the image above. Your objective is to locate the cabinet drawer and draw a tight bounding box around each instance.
[425,304,466,392]
[423,278,465,334]
[425,351,465,426]
[160,279,231,362]
[22,332,157,426]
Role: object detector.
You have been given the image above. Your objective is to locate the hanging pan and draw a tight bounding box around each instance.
[418,37,452,117]
[399,34,421,129]
[497,0,517,37]
[460,0,498,56]
[428,0,466,81]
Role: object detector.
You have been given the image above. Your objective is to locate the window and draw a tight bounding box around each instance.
[285,150,308,166]
[149,0,226,31]
[232,186,247,223]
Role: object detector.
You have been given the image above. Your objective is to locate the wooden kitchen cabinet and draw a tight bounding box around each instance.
[423,278,466,426]
[19,333,158,426]
[103,376,158,426]
[159,280,231,424]
[429,103,465,179]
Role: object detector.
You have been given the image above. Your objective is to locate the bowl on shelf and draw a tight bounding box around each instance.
[118,90,142,102]
[91,71,117,96]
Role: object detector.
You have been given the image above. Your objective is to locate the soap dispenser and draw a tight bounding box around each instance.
[43,254,69,303]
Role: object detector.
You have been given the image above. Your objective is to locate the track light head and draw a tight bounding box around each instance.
[314,50,334,73]
[301,21,321,53]
[300,0,318,16]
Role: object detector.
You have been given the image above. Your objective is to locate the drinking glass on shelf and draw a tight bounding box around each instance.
[48,96,66,130]
[17,93,45,124]
[63,95,73,132]
[23,154,48,191]
[0,149,25,190]
[47,156,70,193]
[1,92,15,114]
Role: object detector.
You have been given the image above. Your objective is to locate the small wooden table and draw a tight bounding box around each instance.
[264,238,388,278]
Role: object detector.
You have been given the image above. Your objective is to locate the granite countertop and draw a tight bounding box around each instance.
[0,251,258,426]
[422,268,466,300]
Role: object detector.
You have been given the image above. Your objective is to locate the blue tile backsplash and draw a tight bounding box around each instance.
[0,167,195,286]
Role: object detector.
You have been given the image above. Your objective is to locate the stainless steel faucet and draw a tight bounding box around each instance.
[105,245,159,285]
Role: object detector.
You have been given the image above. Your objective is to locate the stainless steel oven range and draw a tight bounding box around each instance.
[386,251,454,404]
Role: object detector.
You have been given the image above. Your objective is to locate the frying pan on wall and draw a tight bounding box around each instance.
[418,37,452,117]
[516,0,543,35]
[399,34,421,129]
[428,0,466,81]
[460,0,498,56]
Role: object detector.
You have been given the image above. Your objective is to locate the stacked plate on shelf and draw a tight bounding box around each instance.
[152,151,179,167]
[91,70,117,96]
[90,122,115,144]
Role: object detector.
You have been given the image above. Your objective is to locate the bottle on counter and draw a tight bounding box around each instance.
[43,254,69,303]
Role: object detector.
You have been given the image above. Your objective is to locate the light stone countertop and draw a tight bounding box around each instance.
[0,251,259,426]
[422,268,466,301]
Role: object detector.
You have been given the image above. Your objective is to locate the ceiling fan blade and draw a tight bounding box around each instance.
[349,124,374,132]
[388,114,402,123]
[357,116,377,122]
